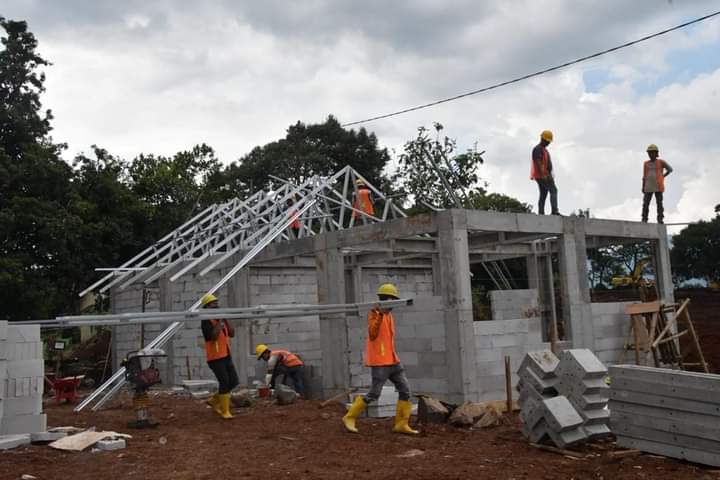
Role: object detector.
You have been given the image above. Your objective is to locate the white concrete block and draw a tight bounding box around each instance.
[0,413,47,435]
[2,395,42,416]
[7,325,40,343]
[0,434,31,450]
[31,431,67,443]
[97,438,127,451]
[6,360,43,379]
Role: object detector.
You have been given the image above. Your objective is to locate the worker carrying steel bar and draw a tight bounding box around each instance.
[641,144,673,224]
[200,294,239,419]
[342,283,419,435]
[530,130,560,216]
[352,179,375,217]
[255,344,306,398]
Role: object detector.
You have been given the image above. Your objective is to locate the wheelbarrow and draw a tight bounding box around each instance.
[45,374,85,404]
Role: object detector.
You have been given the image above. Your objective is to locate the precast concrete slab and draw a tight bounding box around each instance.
[616,436,720,468]
[0,433,31,450]
[518,351,559,379]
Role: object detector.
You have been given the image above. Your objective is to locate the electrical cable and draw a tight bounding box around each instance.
[342,10,720,127]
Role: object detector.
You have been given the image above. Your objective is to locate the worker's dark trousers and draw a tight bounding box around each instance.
[536,177,559,215]
[641,192,664,223]
[273,365,305,396]
[364,364,411,403]
[208,356,239,394]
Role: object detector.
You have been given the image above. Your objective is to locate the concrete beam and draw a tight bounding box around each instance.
[228,260,252,387]
[584,218,662,239]
[466,210,564,234]
[557,218,593,350]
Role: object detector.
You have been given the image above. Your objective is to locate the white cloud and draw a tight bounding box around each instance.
[2,0,719,224]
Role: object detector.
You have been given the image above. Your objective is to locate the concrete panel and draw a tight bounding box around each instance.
[0,413,47,435]
[616,436,720,468]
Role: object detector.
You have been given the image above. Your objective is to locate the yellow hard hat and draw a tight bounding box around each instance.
[541,130,553,142]
[255,344,269,359]
[646,144,659,152]
[355,178,366,186]
[201,293,218,307]
[377,283,400,299]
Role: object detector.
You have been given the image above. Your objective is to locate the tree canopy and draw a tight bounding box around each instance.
[671,215,720,283]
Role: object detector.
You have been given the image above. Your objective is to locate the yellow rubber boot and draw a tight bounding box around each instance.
[219,393,235,419]
[392,400,419,435]
[206,393,223,416]
[342,396,366,433]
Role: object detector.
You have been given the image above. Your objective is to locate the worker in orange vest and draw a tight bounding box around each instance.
[352,179,375,218]
[286,197,302,238]
[200,294,239,419]
[641,144,673,224]
[530,130,559,215]
[342,283,418,435]
[256,344,306,397]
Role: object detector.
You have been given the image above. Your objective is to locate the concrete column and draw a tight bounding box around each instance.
[227,264,252,387]
[557,217,594,350]
[653,225,674,305]
[315,237,349,398]
[435,209,478,403]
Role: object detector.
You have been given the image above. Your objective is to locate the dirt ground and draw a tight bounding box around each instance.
[2,394,718,480]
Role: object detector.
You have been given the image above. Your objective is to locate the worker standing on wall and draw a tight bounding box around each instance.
[201,294,239,419]
[641,144,673,224]
[342,283,419,435]
[530,130,560,216]
[352,179,375,218]
[255,344,306,397]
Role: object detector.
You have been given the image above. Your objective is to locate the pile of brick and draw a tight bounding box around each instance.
[0,321,47,450]
[518,349,610,448]
[609,364,720,467]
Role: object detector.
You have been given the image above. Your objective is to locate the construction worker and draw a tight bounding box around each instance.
[200,294,238,419]
[286,197,302,238]
[342,283,418,435]
[255,344,306,397]
[352,179,375,218]
[530,130,559,215]
[641,144,673,224]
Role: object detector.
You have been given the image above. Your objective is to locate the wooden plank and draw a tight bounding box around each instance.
[625,302,660,315]
[529,442,588,459]
[319,388,358,408]
[683,307,710,373]
[608,449,642,458]
[50,431,132,452]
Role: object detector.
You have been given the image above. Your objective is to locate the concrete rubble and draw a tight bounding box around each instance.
[518,349,609,448]
[609,364,720,467]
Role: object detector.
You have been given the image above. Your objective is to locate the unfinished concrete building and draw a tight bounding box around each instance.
[108,208,673,404]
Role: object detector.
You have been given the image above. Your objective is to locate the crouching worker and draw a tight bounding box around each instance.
[256,344,306,398]
[201,294,239,419]
[342,283,418,435]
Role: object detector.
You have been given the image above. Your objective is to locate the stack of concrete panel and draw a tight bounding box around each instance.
[0,322,47,436]
[609,365,720,467]
[555,349,610,439]
[518,350,588,447]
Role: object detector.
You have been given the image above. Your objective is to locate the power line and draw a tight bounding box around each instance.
[342,10,720,127]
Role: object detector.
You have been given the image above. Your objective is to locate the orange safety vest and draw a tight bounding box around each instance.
[530,147,550,180]
[272,349,304,367]
[365,310,401,367]
[290,209,302,229]
[204,319,230,362]
[643,160,665,193]
[352,187,375,217]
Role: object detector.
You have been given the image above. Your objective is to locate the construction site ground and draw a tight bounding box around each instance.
[3,289,718,479]
[3,395,719,480]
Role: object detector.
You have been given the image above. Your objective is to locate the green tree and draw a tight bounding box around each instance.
[0,18,77,319]
[392,123,530,213]
[128,143,221,238]
[231,115,390,191]
[671,215,720,283]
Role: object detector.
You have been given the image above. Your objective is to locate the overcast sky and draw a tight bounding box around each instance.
[3,1,720,230]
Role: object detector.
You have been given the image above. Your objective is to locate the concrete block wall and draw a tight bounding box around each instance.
[347,296,449,398]
[0,321,47,435]
[590,302,632,364]
[474,317,551,401]
[489,289,540,320]
[360,267,434,301]
[246,266,321,385]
